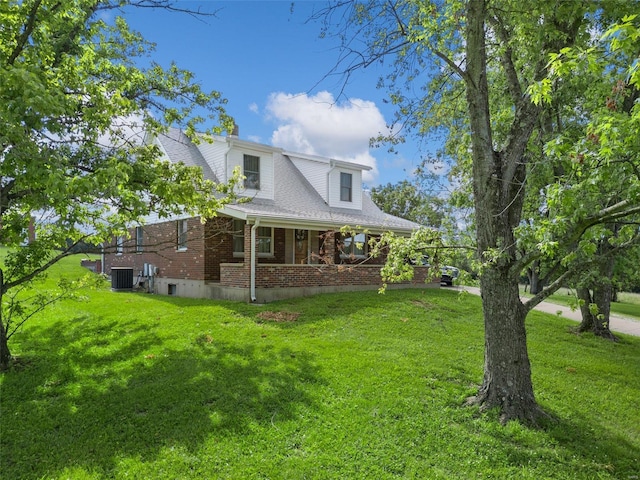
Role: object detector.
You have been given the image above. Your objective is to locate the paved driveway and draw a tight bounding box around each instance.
[457,286,640,337]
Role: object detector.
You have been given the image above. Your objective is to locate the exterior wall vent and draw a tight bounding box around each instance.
[111,267,134,291]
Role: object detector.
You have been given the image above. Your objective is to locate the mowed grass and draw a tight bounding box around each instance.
[1,256,639,479]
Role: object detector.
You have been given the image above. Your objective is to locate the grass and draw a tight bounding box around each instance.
[1,256,639,479]
[519,286,640,320]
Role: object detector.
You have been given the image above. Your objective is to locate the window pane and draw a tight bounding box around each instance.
[233,236,245,253]
[244,154,260,190]
[340,172,352,202]
[257,226,272,254]
[177,220,187,249]
[233,220,244,253]
[136,227,143,252]
[343,233,366,256]
[353,233,365,256]
[257,238,271,253]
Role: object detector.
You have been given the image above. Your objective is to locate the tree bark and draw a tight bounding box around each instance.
[577,287,596,332]
[0,317,10,370]
[467,268,546,424]
[0,268,9,369]
[527,260,543,295]
[576,243,618,341]
[464,0,546,424]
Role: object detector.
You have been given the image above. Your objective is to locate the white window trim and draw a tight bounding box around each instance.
[232,221,274,258]
[116,236,124,255]
[243,154,260,190]
[177,219,188,251]
[340,172,353,203]
[135,226,143,253]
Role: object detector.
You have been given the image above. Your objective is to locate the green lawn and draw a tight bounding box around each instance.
[1,257,639,479]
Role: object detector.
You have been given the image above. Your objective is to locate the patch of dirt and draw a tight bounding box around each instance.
[257,311,300,323]
[411,299,433,308]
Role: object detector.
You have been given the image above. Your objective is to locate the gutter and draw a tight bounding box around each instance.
[250,218,260,302]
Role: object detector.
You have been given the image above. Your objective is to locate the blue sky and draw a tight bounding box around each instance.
[124,1,438,187]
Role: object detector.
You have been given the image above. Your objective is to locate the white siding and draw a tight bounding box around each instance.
[196,139,229,182]
[328,168,362,210]
[288,156,329,202]
[227,147,275,200]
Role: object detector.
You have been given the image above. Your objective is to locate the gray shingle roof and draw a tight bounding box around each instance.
[156,128,218,182]
[156,130,420,233]
[224,152,421,233]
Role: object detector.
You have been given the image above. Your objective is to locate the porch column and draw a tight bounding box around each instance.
[322,230,336,265]
[243,223,252,267]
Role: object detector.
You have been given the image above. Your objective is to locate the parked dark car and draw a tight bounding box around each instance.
[440,266,459,286]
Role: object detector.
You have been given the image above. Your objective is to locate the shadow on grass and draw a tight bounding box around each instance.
[1,314,320,479]
[472,404,640,478]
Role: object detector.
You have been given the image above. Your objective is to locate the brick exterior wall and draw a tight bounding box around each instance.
[204,218,240,281]
[104,218,207,280]
[220,264,433,289]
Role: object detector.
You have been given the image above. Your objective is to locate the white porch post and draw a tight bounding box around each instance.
[250,218,260,302]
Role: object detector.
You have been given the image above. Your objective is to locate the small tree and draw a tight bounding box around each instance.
[0,0,238,368]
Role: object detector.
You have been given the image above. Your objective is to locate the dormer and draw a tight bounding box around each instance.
[326,159,369,210]
[194,135,281,201]
[284,151,370,211]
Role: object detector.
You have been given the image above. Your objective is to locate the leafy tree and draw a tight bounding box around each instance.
[370,180,446,227]
[316,1,640,424]
[0,0,238,369]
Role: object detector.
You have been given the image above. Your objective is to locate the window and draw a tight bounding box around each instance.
[244,154,260,190]
[135,226,143,253]
[232,220,273,256]
[256,226,272,255]
[116,236,124,255]
[233,219,245,254]
[340,172,352,202]
[342,233,367,257]
[177,219,188,250]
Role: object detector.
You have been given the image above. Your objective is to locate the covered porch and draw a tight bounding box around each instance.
[208,221,436,303]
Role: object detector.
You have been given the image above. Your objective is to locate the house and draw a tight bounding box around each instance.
[103,128,436,302]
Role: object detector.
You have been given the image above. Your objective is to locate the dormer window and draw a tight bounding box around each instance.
[340,172,352,202]
[244,154,260,190]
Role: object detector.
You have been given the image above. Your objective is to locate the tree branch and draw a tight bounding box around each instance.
[7,0,45,65]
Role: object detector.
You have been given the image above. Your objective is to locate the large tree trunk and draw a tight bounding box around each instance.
[0,319,10,370]
[577,287,596,332]
[527,260,543,295]
[469,268,545,424]
[592,279,617,341]
[0,293,10,369]
[464,0,545,424]
[576,243,617,341]
[0,269,9,369]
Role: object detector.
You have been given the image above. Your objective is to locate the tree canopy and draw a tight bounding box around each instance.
[0,0,237,368]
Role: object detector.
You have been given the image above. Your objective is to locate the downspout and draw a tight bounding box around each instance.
[250,218,260,303]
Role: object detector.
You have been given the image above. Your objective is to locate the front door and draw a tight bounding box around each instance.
[294,229,308,264]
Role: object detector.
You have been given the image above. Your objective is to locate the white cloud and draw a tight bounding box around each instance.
[265,91,387,183]
[248,102,259,114]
